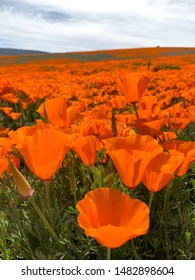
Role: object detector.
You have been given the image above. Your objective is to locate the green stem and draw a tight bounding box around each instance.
[69,160,77,206]
[130,239,140,260]
[107,247,111,260]
[163,188,169,211]
[29,197,63,250]
[44,180,53,221]
[148,192,155,210]
[132,103,139,119]
[44,181,51,208]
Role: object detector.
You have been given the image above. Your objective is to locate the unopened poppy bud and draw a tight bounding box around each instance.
[7,156,35,199]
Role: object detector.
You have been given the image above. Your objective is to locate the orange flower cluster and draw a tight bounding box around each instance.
[0,48,195,249]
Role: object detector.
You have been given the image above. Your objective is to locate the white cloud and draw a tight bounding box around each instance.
[0,0,195,52]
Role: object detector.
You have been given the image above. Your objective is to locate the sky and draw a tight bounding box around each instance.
[0,0,195,53]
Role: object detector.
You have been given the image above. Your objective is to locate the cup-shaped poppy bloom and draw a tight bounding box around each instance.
[111,95,127,109]
[79,119,113,150]
[9,121,59,149]
[132,116,167,138]
[138,95,160,113]
[103,135,163,189]
[7,157,34,199]
[16,127,73,181]
[37,98,80,128]
[72,135,98,166]
[76,187,149,248]
[116,72,151,104]
[158,131,177,143]
[163,140,195,176]
[142,152,184,193]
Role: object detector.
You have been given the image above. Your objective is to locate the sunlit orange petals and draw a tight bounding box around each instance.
[116,73,151,104]
[17,128,72,181]
[165,102,194,131]
[37,98,66,126]
[0,137,15,152]
[132,117,167,138]
[73,135,98,166]
[111,96,127,109]
[0,158,8,177]
[142,152,184,193]
[76,187,149,248]
[138,75,152,96]
[0,107,13,115]
[0,138,20,177]
[104,135,163,188]
[8,112,22,120]
[86,105,111,120]
[116,124,137,137]
[37,98,80,128]
[187,105,195,119]
[138,95,160,113]
[9,121,55,148]
[176,149,195,176]
[167,117,193,131]
[79,120,113,150]
[163,140,195,176]
[21,101,29,110]
[115,113,137,125]
[158,131,177,142]
[0,126,10,137]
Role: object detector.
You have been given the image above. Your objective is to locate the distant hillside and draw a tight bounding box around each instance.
[0,48,49,56]
[1,47,195,66]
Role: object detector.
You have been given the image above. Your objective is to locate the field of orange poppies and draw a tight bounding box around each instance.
[0,47,195,260]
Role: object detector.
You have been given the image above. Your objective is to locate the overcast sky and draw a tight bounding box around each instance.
[0,0,195,53]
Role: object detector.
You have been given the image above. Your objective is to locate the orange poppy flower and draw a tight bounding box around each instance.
[103,135,163,188]
[165,102,194,131]
[116,72,151,104]
[37,98,80,128]
[0,126,10,137]
[116,124,137,137]
[76,187,149,248]
[8,112,22,120]
[132,115,167,138]
[0,137,20,177]
[8,121,56,149]
[16,127,73,181]
[0,107,13,115]
[163,140,195,176]
[158,131,177,143]
[79,119,113,150]
[138,95,160,113]
[111,95,127,109]
[115,113,137,125]
[142,152,184,193]
[72,135,98,166]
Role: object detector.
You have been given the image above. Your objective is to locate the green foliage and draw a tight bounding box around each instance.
[152,64,181,72]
